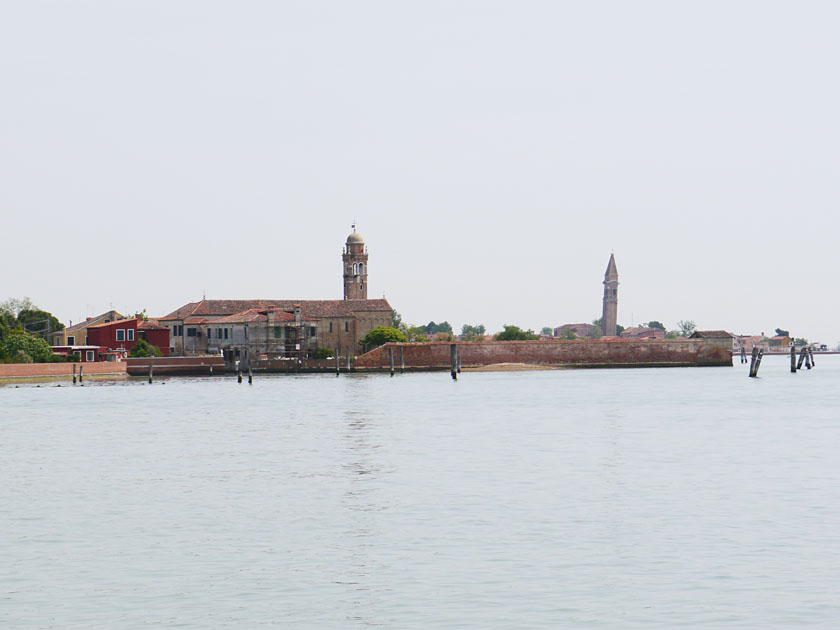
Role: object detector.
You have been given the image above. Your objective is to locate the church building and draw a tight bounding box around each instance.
[601,253,619,337]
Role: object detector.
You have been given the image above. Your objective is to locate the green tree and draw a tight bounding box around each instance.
[312,347,333,360]
[775,328,790,338]
[424,321,453,335]
[794,337,809,346]
[360,326,408,350]
[129,338,163,358]
[1,331,53,363]
[391,309,402,329]
[17,309,64,341]
[646,320,666,330]
[540,327,553,336]
[558,329,577,340]
[677,320,697,337]
[495,325,539,341]
[0,297,35,318]
[460,324,486,341]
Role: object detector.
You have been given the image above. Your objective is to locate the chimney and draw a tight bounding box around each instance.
[294,304,301,323]
[267,311,275,325]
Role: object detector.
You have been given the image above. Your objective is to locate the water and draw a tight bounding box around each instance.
[2,357,840,628]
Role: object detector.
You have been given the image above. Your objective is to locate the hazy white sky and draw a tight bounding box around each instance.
[2,2,838,342]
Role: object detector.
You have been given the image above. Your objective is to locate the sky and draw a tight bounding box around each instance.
[2,2,839,343]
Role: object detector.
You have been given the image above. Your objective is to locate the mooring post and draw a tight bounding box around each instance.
[335,349,340,376]
[72,363,77,385]
[754,349,764,376]
[248,362,253,384]
[457,353,462,374]
[389,346,394,377]
[805,349,813,370]
[347,347,352,373]
[797,347,807,370]
[809,347,815,367]
[400,345,405,373]
[740,346,747,364]
[450,343,457,380]
[791,344,798,373]
[237,362,242,383]
[148,358,154,384]
[79,364,83,383]
[748,347,758,377]
[209,364,213,376]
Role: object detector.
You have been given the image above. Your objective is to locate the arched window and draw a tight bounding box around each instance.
[359,263,365,275]
[353,263,358,275]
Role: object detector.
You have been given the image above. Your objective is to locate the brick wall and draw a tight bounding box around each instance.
[355,339,732,369]
[0,362,127,378]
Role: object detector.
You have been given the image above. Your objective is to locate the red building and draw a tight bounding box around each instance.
[86,317,170,357]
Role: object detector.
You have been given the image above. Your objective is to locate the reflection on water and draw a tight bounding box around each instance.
[3,357,840,628]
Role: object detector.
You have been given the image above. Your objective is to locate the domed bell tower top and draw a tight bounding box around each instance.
[343,226,369,300]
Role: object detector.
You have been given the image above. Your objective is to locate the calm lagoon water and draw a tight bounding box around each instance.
[2,356,840,628]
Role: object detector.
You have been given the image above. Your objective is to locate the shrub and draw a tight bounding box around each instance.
[312,347,332,360]
[129,338,163,358]
[360,326,408,350]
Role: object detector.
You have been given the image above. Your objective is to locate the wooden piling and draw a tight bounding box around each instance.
[748,347,758,377]
[389,346,394,377]
[400,345,405,373]
[346,347,352,373]
[72,363,77,385]
[754,349,764,376]
[805,349,812,370]
[740,347,747,364]
[79,365,83,383]
[335,349,340,376]
[148,359,154,384]
[809,347,815,367]
[450,344,457,380]
[791,345,798,373]
[209,364,213,376]
[797,347,807,370]
[237,367,242,383]
[248,363,253,384]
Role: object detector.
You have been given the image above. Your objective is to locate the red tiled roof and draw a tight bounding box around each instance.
[159,299,392,321]
[212,308,316,324]
[691,330,734,339]
[64,310,124,332]
[87,317,138,330]
[138,318,168,331]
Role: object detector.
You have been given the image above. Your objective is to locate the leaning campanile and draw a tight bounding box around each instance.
[601,253,619,337]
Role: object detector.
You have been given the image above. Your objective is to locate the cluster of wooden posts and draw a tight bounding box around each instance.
[742,344,815,378]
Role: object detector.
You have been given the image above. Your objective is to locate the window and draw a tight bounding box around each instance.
[310,327,316,337]
[244,327,248,339]
[216,328,222,339]
[116,329,125,342]
[187,328,196,337]
[274,326,281,339]
[353,262,358,274]
[67,335,75,345]
[86,350,95,362]
[359,263,365,275]
[224,328,228,340]
[127,329,135,341]
[345,321,349,333]
[329,322,333,333]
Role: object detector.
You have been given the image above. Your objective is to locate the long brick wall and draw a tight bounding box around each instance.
[0,362,127,378]
[355,339,732,370]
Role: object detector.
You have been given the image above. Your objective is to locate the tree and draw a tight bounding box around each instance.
[677,320,697,337]
[775,328,790,338]
[461,324,486,341]
[1,331,53,363]
[540,327,553,336]
[312,347,332,360]
[495,325,539,341]
[646,320,666,330]
[391,309,402,329]
[129,338,162,358]
[424,321,453,335]
[558,329,577,340]
[0,297,35,318]
[17,309,64,341]
[795,337,809,346]
[360,326,408,350]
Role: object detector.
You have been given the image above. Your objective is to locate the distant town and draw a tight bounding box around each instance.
[0,227,834,367]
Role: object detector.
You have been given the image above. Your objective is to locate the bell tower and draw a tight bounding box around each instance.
[601,253,619,337]
[343,225,368,300]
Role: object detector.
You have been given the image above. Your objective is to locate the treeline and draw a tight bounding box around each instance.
[0,297,65,363]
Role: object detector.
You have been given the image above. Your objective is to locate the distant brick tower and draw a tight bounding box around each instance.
[343,225,368,300]
[601,253,619,337]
